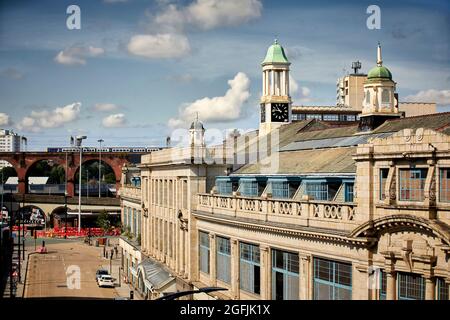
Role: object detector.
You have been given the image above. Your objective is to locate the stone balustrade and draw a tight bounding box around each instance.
[119,184,141,201]
[197,193,359,232]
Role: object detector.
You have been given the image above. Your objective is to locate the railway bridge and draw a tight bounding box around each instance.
[0,151,144,197]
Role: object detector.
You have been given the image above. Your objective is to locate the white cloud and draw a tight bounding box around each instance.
[16,102,81,132]
[154,0,262,31]
[0,113,10,126]
[94,103,119,112]
[168,72,250,128]
[289,75,311,105]
[54,45,105,65]
[127,34,190,59]
[186,0,262,30]
[404,89,450,105]
[102,113,127,127]
[128,0,262,59]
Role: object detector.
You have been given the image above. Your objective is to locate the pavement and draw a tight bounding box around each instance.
[14,236,140,300]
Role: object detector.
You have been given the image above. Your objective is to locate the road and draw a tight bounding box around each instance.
[24,239,120,299]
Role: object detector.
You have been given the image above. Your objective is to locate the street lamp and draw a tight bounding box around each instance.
[64,191,68,239]
[98,139,104,198]
[75,135,87,233]
[86,169,89,199]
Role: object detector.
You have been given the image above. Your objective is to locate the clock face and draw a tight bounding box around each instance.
[271,103,289,122]
[260,104,265,123]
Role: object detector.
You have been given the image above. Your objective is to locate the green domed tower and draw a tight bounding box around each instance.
[259,39,292,136]
[359,43,401,131]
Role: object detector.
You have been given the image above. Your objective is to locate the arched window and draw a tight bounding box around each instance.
[365,90,371,104]
[381,89,390,104]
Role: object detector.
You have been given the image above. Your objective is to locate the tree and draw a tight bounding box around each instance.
[96,210,111,233]
[0,166,17,183]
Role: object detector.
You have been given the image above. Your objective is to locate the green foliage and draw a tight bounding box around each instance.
[0,166,17,183]
[96,210,111,232]
[136,233,141,245]
[74,160,116,184]
[104,172,116,184]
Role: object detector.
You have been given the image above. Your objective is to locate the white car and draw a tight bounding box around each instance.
[98,275,115,288]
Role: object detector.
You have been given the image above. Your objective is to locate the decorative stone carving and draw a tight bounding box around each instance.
[416,128,424,142]
[404,128,412,142]
[389,174,396,201]
[429,175,436,203]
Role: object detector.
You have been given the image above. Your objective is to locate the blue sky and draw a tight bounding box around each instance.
[0,0,449,150]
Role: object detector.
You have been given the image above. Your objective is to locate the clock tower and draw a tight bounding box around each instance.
[259,39,292,135]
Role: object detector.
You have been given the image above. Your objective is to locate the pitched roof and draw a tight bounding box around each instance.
[236,146,357,175]
[235,112,450,175]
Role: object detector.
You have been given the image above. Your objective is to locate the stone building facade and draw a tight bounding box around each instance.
[118,40,449,300]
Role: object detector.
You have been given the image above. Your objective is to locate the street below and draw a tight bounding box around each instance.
[24,238,121,299]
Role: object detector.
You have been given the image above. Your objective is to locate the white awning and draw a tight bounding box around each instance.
[6,176,49,184]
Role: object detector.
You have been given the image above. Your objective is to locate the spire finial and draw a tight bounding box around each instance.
[377,42,383,66]
[274,36,278,44]
[196,112,199,122]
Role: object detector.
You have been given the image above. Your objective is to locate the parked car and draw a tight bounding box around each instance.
[98,275,115,288]
[95,269,109,282]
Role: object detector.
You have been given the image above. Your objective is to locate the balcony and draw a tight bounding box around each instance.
[196,193,359,233]
[119,184,141,201]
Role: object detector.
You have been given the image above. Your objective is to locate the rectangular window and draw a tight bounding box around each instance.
[132,209,137,236]
[240,242,260,295]
[216,237,231,284]
[313,257,352,300]
[216,180,232,195]
[439,168,450,203]
[271,181,289,199]
[305,182,328,200]
[272,249,299,300]
[399,169,427,201]
[323,114,339,121]
[436,278,449,300]
[344,183,354,202]
[199,231,210,274]
[306,114,322,120]
[380,270,387,300]
[398,272,425,300]
[123,207,128,228]
[168,222,173,258]
[240,180,258,197]
[182,180,188,209]
[380,168,389,200]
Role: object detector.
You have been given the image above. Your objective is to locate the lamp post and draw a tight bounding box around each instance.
[86,169,89,199]
[64,191,68,239]
[76,135,87,233]
[98,139,104,198]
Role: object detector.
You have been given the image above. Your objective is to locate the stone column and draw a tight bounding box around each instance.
[180,228,185,276]
[386,272,396,300]
[299,254,311,300]
[231,238,240,299]
[184,229,189,279]
[260,245,270,300]
[270,70,274,95]
[209,233,217,286]
[425,277,435,300]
